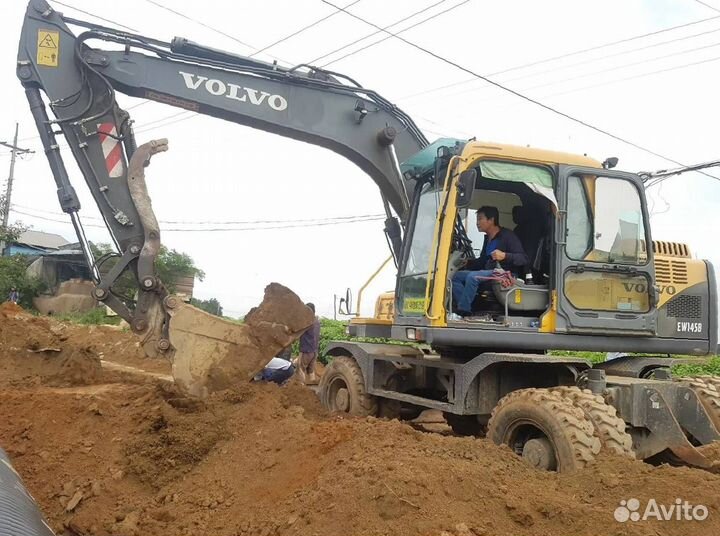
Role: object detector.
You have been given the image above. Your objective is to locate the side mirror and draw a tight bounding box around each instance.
[456,169,477,208]
[338,287,353,316]
[602,157,619,169]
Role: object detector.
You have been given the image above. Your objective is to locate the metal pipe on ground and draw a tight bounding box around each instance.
[0,448,55,536]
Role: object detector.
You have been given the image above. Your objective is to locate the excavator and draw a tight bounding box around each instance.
[13,0,720,479]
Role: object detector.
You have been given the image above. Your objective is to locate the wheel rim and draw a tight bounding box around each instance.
[326,376,352,413]
[505,419,558,471]
[522,437,557,471]
[335,387,350,412]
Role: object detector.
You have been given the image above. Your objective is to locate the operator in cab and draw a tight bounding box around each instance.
[452,206,528,316]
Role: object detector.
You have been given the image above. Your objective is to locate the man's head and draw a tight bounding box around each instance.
[306,302,315,313]
[476,206,500,233]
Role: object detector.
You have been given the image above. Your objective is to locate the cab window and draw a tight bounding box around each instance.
[566,175,647,265]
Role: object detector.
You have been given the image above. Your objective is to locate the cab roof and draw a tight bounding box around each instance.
[460,140,602,168]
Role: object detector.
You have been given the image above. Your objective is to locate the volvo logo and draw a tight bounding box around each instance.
[622,283,677,295]
[179,71,288,111]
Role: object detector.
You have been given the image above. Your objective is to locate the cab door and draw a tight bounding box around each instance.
[555,166,658,335]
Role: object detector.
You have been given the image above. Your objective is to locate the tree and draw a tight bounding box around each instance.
[0,198,26,252]
[190,297,223,316]
[155,246,205,292]
[0,216,44,308]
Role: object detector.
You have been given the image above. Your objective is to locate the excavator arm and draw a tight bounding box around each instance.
[16,1,428,379]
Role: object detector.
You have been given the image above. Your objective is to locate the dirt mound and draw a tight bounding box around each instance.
[0,300,24,316]
[0,373,718,536]
[0,305,170,387]
[0,307,102,386]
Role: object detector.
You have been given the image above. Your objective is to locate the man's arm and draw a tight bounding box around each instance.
[465,236,488,270]
[498,231,529,268]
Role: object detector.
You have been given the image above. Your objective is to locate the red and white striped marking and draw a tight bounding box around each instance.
[97,122,124,178]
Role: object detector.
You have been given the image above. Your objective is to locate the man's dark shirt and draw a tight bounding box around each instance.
[466,227,529,272]
[299,316,321,354]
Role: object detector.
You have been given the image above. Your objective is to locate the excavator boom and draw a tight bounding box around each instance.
[17,0,428,393]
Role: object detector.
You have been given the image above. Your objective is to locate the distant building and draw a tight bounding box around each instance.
[3,230,70,256]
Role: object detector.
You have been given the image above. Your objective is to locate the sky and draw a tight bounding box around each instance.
[1,0,719,319]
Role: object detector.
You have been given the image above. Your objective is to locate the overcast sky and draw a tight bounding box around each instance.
[2,0,719,318]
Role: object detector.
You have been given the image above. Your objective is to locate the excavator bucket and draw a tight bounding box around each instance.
[168,283,314,398]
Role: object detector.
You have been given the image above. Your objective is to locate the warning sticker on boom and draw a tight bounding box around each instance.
[37,30,59,67]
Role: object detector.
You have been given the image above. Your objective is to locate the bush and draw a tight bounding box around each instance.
[0,255,46,309]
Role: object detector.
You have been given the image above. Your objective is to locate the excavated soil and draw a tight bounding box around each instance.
[2,303,720,536]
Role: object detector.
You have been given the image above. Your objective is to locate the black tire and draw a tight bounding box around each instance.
[550,386,635,458]
[684,378,720,432]
[318,356,378,416]
[444,413,484,437]
[487,388,600,472]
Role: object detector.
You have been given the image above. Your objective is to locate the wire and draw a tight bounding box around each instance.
[143,0,292,66]
[133,112,198,134]
[323,0,720,178]
[449,40,720,102]
[10,208,385,232]
[694,0,720,14]
[400,14,720,100]
[143,0,255,50]
[535,53,720,101]
[435,26,720,101]
[12,202,386,225]
[249,0,363,58]
[641,159,720,186]
[320,0,470,68]
[306,0,453,66]
[50,0,139,32]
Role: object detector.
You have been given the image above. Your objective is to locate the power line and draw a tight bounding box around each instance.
[143,0,255,50]
[323,0,719,179]
[641,159,720,186]
[534,53,720,101]
[320,0,470,68]
[306,0,454,66]
[450,39,720,102]
[437,25,720,101]
[694,0,720,14]
[143,0,291,66]
[12,202,385,225]
[10,208,385,232]
[502,25,720,85]
[249,0,363,58]
[50,0,139,32]
[400,14,720,100]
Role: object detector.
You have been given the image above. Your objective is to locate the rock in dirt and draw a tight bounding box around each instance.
[116,510,140,535]
[170,283,313,398]
[66,490,83,512]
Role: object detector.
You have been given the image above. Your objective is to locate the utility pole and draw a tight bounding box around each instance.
[0,123,34,254]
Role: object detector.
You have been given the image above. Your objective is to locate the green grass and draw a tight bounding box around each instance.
[54,307,122,326]
[672,356,720,378]
[550,350,720,378]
